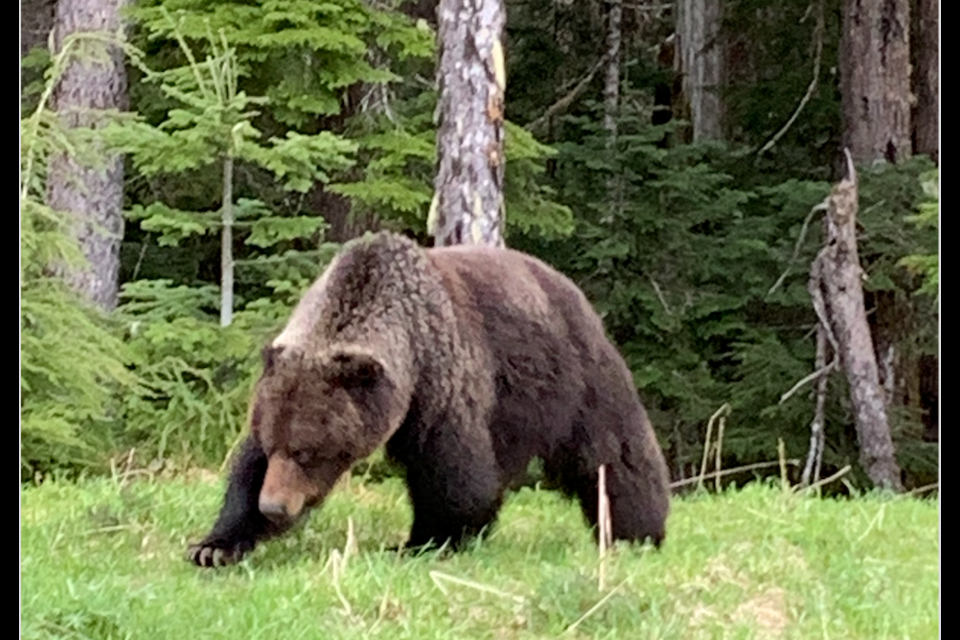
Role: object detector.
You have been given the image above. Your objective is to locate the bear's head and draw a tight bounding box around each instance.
[250,344,398,525]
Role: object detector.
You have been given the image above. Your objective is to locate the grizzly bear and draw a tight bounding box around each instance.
[189,233,670,567]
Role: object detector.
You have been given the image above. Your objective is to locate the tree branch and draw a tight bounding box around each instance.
[525,55,609,134]
[768,202,826,296]
[779,357,837,404]
[671,459,799,488]
[756,0,824,156]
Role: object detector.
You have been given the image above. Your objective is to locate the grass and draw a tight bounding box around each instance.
[21,474,938,639]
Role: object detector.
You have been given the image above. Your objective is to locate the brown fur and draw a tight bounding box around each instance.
[188,233,670,567]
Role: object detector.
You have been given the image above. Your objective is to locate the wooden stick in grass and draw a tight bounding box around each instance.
[598,464,612,591]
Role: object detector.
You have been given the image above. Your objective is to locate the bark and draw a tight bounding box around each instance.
[677,0,725,141]
[813,151,903,491]
[912,0,938,163]
[602,0,622,141]
[919,354,938,442]
[841,0,911,164]
[869,289,912,408]
[47,0,128,310]
[801,326,830,487]
[432,0,506,248]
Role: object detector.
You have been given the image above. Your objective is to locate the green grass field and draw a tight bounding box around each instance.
[21,474,938,639]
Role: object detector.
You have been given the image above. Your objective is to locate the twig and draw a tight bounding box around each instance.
[429,571,527,604]
[670,459,800,488]
[525,55,609,133]
[756,0,824,156]
[323,518,359,616]
[778,438,789,492]
[698,404,731,491]
[854,503,886,543]
[905,482,939,496]
[131,242,149,282]
[597,464,612,591]
[329,550,353,616]
[779,357,837,404]
[796,465,851,494]
[648,276,673,316]
[368,586,392,635]
[345,517,358,560]
[714,412,726,492]
[698,416,714,492]
[563,579,628,635]
[768,202,827,296]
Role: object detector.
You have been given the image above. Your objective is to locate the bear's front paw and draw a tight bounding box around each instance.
[187,537,254,568]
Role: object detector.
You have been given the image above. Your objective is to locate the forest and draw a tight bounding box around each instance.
[21,0,939,493]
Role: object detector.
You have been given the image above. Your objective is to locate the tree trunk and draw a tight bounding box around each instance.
[813,151,903,491]
[220,155,234,328]
[47,0,128,311]
[602,0,622,141]
[431,0,506,248]
[801,325,830,488]
[677,0,725,141]
[841,0,911,164]
[912,0,938,163]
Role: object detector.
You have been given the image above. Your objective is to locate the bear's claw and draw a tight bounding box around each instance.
[187,539,252,567]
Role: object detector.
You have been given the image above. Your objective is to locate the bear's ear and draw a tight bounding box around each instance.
[326,348,385,390]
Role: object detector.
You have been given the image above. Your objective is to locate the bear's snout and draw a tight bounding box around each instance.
[258,495,299,524]
[259,455,311,522]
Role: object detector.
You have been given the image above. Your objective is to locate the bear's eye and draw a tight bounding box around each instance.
[292,450,316,466]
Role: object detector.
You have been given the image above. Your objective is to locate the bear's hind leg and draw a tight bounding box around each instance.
[188,436,292,567]
[568,455,669,548]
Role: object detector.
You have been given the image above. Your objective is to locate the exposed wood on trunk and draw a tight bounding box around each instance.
[47,0,128,310]
[810,151,904,491]
[432,0,506,248]
[677,0,725,141]
[912,0,938,163]
[841,0,911,164]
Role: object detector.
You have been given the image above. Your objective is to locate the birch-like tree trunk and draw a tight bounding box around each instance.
[602,0,622,141]
[431,0,506,248]
[912,0,938,163]
[841,0,911,164]
[220,155,234,327]
[47,0,128,310]
[812,152,903,491]
[677,0,725,141]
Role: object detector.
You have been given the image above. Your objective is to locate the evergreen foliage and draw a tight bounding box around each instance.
[898,170,939,299]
